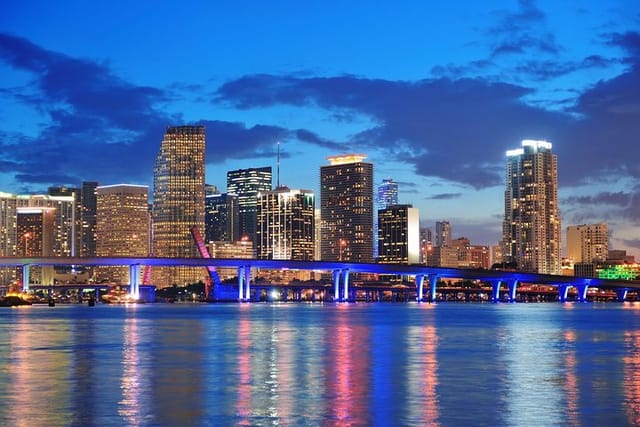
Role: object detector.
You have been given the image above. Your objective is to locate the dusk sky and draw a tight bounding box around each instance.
[1,1,639,257]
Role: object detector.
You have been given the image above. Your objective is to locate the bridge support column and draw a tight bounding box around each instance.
[129,264,140,299]
[237,266,245,301]
[616,289,628,302]
[22,265,30,293]
[342,269,350,302]
[415,274,425,302]
[575,283,589,303]
[428,275,438,303]
[332,270,341,301]
[491,280,501,303]
[506,279,518,303]
[558,285,570,303]
[244,266,251,301]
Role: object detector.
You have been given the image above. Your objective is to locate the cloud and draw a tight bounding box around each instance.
[426,193,462,200]
[563,192,631,207]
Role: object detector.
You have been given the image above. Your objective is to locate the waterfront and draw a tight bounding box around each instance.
[1,302,640,426]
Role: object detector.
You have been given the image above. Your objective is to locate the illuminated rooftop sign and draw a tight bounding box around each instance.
[327,154,367,165]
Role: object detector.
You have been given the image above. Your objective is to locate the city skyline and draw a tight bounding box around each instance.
[1,1,639,257]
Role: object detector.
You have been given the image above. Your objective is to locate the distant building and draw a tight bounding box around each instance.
[256,187,314,261]
[17,207,56,285]
[378,204,420,264]
[205,193,239,242]
[375,178,399,258]
[209,239,253,280]
[227,166,273,244]
[96,184,150,284]
[320,154,374,262]
[566,223,608,264]
[435,221,452,247]
[80,181,98,257]
[491,243,504,266]
[152,125,206,287]
[428,246,458,268]
[420,227,433,264]
[503,140,561,274]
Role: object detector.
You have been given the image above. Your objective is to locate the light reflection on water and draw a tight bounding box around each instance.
[0,303,639,426]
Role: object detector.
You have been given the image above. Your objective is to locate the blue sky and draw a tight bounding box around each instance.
[1,0,640,257]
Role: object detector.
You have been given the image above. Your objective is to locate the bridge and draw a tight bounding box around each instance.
[1,256,639,303]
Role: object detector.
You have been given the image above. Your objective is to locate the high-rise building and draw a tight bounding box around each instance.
[47,186,81,256]
[375,178,399,258]
[377,204,420,264]
[435,221,452,247]
[96,184,150,283]
[503,139,561,274]
[17,207,56,285]
[566,223,608,264]
[256,187,314,260]
[320,154,374,262]
[227,167,272,244]
[80,181,98,257]
[420,227,433,264]
[205,193,239,243]
[152,125,206,287]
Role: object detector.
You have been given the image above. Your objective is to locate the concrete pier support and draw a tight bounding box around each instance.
[129,264,140,299]
[244,265,251,301]
[428,275,438,303]
[415,274,425,302]
[558,285,570,303]
[506,279,518,303]
[237,266,245,301]
[332,270,341,301]
[616,288,628,302]
[491,280,501,302]
[342,269,350,301]
[22,264,30,293]
[575,284,589,302]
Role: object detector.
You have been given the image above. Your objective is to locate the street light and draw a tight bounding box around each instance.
[23,232,31,257]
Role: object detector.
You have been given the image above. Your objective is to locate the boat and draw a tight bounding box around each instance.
[0,295,33,307]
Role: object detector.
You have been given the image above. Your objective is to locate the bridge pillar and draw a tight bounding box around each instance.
[332,269,341,301]
[237,266,245,301]
[244,265,251,301]
[415,274,425,302]
[428,275,438,303]
[491,280,501,303]
[506,279,518,303]
[575,283,589,303]
[342,269,350,302]
[129,264,140,299]
[558,285,570,303]
[616,288,628,302]
[22,264,30,293]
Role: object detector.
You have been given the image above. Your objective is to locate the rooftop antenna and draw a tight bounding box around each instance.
[276,141,281,188]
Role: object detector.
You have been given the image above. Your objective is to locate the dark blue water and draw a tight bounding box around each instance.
[1,302,640,426]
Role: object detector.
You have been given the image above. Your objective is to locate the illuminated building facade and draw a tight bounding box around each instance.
[17,207,55,285]
[205,193,239,243]
[96,184,150,283]
[503,139,561,274]
[435,221,452,248]
[566,223,608,264]
[227,166,272,244]
[256,187,314,261]
[375,177,399,258]
[378,204,420,264]
[208,239,253,280]
[153,125,206,287]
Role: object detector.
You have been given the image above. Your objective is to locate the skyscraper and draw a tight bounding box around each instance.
[256,187,314,260]
[153,125,206,287]
[96,184,150,284]
[566,223,608,264]
[17,207,55,285]
[205,192,239,242]
[320,154,374,262]
[503,139,561,274]
[375,177,399,258]
[435,221,452,247]
[80,181,98,257]
[227,167,272,244]
[378,204,420,264]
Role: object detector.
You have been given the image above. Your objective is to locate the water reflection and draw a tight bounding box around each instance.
[624,330,640,424]
[119,316,153,426]
[562,330,579,427]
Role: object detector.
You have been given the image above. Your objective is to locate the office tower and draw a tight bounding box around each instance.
[377,204,420,264]
[566,223,608,263]
[17,207,55,285]
[452,238,490,269]
[48,186,81,256]
[227,167,272,244]
[205,193,239,242]
[80,181,98,257]
[256,187,314,260]
[420,227,433,264]
[209,239,253,280]
[320,154,374,262]
[153,125,206,287]
[375,177,399,258]
[435,221,452,247]
[503,139,561,274]
[95,185,150,283]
